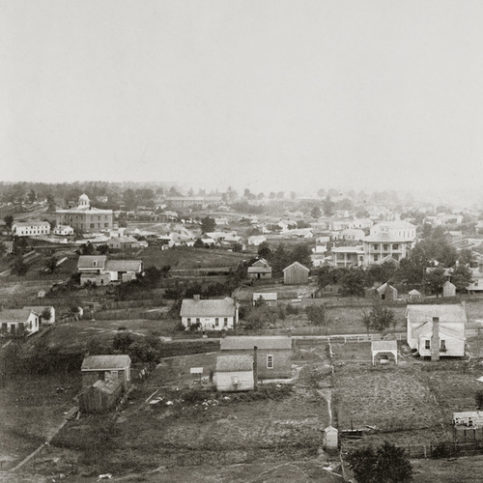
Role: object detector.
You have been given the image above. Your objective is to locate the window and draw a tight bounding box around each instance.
[267,355,273,369]
[224,317,228,327]
[196,318,200,324]
[392,244,399,250]
[187,318,191,324]
[215,317,219,326]
[440,340,447,352]
[383,244,388,251]
[425,340,430,350]
[374,255,379,261]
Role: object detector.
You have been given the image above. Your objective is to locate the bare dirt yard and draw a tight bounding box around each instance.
[331,341,483,451]
[11,345,338,481]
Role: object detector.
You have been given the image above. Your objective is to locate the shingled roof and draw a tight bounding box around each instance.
[180,297,236,317]
[77,255,107,270]
[220,336,292,351]
[215,354,254,372]
[81,355,131,371]
[105,259,143,272]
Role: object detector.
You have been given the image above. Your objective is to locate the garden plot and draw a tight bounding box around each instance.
[334,367,446,432]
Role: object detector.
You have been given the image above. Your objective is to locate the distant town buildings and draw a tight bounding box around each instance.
[363,221,416,266]
[56,194,113,233]
[12,221,50,237]
[180,295,239,331]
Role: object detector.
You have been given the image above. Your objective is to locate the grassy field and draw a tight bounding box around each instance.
[0,372,81,470]
[332,340,483,450]
[139,246,248,269]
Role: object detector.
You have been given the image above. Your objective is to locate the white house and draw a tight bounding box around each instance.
[53,225,74,236]
[23,305,56,325]
[406,304,466,358]
[0,309,40,337]
[180,295,238,331]
[12,221,51,237]
[247,235,267,247]
[363,221,416,266]
[213,354,255,392]
[247,258,272,280]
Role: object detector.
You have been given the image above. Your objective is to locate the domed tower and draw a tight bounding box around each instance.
[78,193,90,209]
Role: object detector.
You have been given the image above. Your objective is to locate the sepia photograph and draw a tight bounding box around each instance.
[2,0,483,481]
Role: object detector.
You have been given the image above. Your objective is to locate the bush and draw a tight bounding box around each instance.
[286,304,299,315]
[183,388,207,403]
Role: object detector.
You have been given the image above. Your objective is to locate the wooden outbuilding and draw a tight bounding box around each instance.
[283,261,310,285]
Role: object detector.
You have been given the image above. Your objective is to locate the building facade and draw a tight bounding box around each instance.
[56,194,113,232]
[180,295,238,331]
[331,246,364,268]
[363,221,416,266]
[12,221,50,237]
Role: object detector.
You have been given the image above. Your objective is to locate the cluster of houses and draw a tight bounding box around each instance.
[77,255,143,286]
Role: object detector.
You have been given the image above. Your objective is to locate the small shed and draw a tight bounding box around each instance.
[79,378,123,413]
[408,289,422,302]
[376,282,398,302]
[247,258,272,280]
[81,354,131,391]
[283,261,310,285]
[371,340,398,365]
[323,425,339,451]
[214,354,254,392]
[252,292,278,306]
[443,281,456,297]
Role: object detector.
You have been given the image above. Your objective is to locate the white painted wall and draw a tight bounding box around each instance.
[214,370,254,391]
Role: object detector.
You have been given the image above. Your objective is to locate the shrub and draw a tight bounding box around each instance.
[183,388,207,403]
[286,304,299,315]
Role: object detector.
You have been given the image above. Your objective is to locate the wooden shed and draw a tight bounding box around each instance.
[81,354,132,391]
[213,354,254,392]
[443,281,456,297]
[376,282,398,302]
[283,261,310,285]
[79,379,123,413]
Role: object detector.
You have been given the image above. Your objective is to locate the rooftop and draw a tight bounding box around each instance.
[0,309,33,322]
[77,255,107,270]
[105,259,143,272]
[220,336,292,351]
[215,354,254,372]
[180,297,236,317]
[81,355,131,371]
[283,261,310,273]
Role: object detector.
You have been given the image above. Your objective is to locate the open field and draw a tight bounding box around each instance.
[139,246,248,269]
[19,349,334,480]
[0,372,81,470]
[332,340,483,450]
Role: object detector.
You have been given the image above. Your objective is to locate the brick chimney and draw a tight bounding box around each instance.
[193,294,200,301]
[431,317,440,361]
[253,346,258,390]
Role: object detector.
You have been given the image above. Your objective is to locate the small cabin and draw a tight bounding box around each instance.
[283,262,310,285]
[213,355,254,392]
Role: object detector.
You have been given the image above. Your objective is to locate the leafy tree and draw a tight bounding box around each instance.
[362,303,396,334]
[310,206,322,219]
[245,306,277,331]
[476,390,483,410]
[201,216,216,234]
[458,249,475,267]
[425,267,447,296]
[98,244,109,255]
[340,269,365,296]
[45,256,57,273]
[305,305,327,330]
[366,262,397,286]
[26,189,37,204]
[3,215,13,230]
[194,238,205,248]
[451,265,473,292]
[257,241,272,259]
[232,242,243,252]
[0,242,6,258]
[316,266,337,289]
[80,242,94,255]
[322,196,335,216]
[347,442,412,483]
[12,256,28,275]
[46,193,56,212]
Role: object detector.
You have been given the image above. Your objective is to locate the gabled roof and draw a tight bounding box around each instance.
[180,297,236,317]
[0,309,34,323]
[372,340,397,351]
[105,259,143,272]
[81,355,131,371]
[283,261,310,273]
[377,282,397,295]
[77,255,107,270]
[220,336,292,351]
[407,304,467,325]
[215,354,253,372]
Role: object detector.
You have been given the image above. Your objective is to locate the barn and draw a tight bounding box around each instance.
[283,261,310,285]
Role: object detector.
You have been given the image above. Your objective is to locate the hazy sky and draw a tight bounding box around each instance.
[2,0,483,194]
